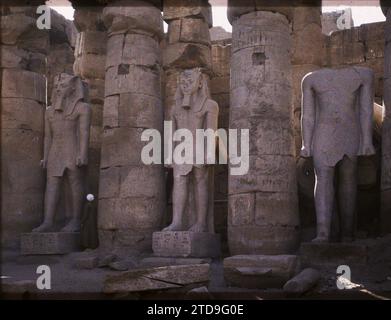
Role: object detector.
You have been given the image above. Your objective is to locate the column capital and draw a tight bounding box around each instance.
[102,0,163,39]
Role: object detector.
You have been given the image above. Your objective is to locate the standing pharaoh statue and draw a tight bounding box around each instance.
[164,68,219,233]
[33,73,91,233]
[300,67,375,242]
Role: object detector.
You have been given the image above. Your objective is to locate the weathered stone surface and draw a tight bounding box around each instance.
[163,0,213,27]
[1,69,45,103]
[103,264,210,293]
[99,165,164,199]
[211,44,231,77]
[229,155,297,194]
[102,93,163,130]
[73,255,99,269]
[300,237,391,267]
[140,257,211,268]
[21,232,81,255]
[99,1,164,255]
[74,54,106,80]
[283,268,320,294]
[227,0,293,24]
[152,232,221,258]
[224,255,299,289]
[0,45,29,69]
[0,13,35,45]
[103,0,163,39]
[1,98,44,132]
[106,33,160,70]
[228,10,298,255]
[168,18,211,46]
[163,42,212,70]
[100,127,152,167]
[98,196,163,230]
[104,65,160,97]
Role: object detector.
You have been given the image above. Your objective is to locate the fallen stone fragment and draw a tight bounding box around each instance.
[139,257,211,268]
[283,268,320,294]
[98,254,117,267]
[224,255,299,289]
[103,264,210,293]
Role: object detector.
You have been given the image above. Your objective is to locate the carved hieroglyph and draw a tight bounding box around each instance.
[301,67,375,242]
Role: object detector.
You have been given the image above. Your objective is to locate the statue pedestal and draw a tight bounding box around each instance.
[300,237,391,268]
[152,231,221,258]
[21,232,81,255]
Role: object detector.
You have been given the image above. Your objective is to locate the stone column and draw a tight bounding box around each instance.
[291,2,323,158]
[98,0,165,255]
[72,6,107,197]
[227,4,299,255]
[1,7,47,249]
[381,3,391,233]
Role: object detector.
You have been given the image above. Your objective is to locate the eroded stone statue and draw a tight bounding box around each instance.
[33,73,91,233]
[164,68,219,233]
[301,66,375,242]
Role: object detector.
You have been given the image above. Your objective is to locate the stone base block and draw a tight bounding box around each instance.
[21,232,81,255]
[223,255,299,289]
[152,231,221,258]
[300,236,391,268]
[140,256,211,268]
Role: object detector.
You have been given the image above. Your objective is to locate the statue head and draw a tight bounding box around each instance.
[175,68,209,110]
[51,73,89,115]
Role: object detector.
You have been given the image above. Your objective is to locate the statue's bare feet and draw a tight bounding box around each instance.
[311,236,328,243]
[61,219,80,232]
[32,222,54,233]
[189,222,207,233]
[162,223,183,232]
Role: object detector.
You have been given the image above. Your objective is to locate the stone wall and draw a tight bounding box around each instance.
[324,21,385,104]
[1,7,47,249]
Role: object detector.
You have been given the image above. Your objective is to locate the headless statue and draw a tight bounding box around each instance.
[33,73,91,233]
[164,68,219,233]
[300,66,375,242]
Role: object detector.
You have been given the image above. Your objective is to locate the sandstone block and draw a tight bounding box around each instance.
[163,0,213,27]
[163,42,212,70]
[152,231,221,258]
[21,232,81,255]
[1,69,45,103]
[168,18,211,46]
[223,254,299,289]
[104,263,210,293]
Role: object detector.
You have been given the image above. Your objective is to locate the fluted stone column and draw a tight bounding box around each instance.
[73,6,107,196]
[1,7,48,249]
[98,0,165,255]
[291,2,323,158]
[227,4,299,255]
[381,3,391,233]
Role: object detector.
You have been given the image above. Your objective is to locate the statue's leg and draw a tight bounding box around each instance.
[189,166,209,233]
[163,172,189,231]
[61,169,85,232]
[313,161,335,242]
[32,176,62,232]
[338,155,358,242]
